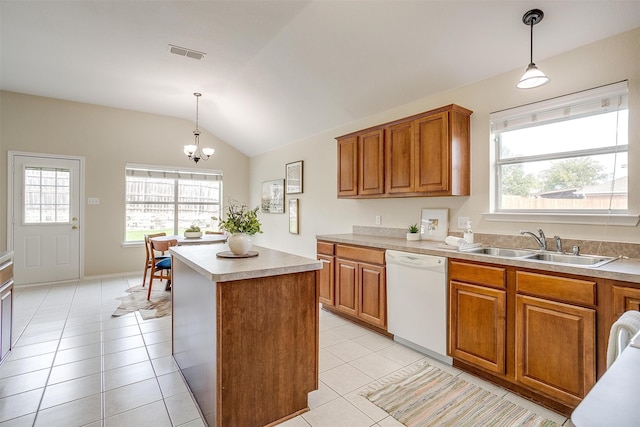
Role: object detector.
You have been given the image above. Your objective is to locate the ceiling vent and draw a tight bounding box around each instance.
[168,44,205,60]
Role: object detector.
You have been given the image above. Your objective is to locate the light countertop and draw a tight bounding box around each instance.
[170,244,322,282]
[317,233,640,284]
[0,251,13,265]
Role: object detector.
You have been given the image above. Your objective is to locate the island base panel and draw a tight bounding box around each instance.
[173,258,319,427]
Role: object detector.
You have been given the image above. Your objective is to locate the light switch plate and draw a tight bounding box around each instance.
[88,197,100,205]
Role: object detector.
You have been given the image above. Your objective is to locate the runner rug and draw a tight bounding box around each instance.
[112,284,171,320]
[361,362,559,427]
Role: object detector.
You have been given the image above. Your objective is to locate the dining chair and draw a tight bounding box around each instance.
[148,237,178,300]
[143,233,169,287]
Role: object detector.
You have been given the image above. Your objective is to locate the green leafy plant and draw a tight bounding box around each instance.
[213,200,263,236]
[407,223,420,233]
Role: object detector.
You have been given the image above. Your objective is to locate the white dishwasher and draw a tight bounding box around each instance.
[385,250,451,364]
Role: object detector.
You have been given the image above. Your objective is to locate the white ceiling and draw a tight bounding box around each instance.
[2,1,640,157]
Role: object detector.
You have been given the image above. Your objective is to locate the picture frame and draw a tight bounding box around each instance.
[261,179,285,213]
[420,208,449,241]
[285,160,303,194]
[289,199,299,234]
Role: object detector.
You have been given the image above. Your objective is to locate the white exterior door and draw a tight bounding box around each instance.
[10,153,82,285]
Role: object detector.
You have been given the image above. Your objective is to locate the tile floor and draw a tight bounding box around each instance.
[0,274,575,427]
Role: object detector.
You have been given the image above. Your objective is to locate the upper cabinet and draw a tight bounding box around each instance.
[336,104,472,198]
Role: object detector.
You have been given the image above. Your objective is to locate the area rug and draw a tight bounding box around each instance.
[112,284,171,320]
[361,362,559,427]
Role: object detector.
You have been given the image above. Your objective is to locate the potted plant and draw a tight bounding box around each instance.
[213,200,262,255]
[407,223,420,241]
[184,224,202,239]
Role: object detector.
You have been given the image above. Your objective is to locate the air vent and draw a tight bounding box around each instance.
[168,44,205,61]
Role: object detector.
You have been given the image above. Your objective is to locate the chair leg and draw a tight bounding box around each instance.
[142,262,149,287]
[148,270,154,300]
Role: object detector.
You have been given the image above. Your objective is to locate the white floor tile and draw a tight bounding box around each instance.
[325,340,373,363]
[302,397,374,427]
[320,364,374,396]
[349,352,403,379]
[40,373,102,409]
[0,388,43,423]
[33,393,102,427]
[308,380,340,409]
[104,400,172,427]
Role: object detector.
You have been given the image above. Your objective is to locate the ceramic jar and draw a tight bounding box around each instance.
[228,233,252,255]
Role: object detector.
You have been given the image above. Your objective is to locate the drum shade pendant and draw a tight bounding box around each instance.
[517,9,550,89]
[184,93,214,163]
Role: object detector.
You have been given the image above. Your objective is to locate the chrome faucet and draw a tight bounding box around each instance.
[554,235,563,253]
[520,229,547,251]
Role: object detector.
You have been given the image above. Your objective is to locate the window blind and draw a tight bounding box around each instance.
[125,163,222,181]
[490,81,628,135]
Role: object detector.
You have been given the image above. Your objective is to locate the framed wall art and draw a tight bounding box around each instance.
[289,199,299,234]
[261,179,284,213]
[285,160,303,194]
[420,208,449,241]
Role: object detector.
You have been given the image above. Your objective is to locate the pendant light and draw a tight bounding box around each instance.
[184,93,214,163]
[517,9,550,89]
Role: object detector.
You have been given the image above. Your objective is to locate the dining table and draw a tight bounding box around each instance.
[152,233,227,246]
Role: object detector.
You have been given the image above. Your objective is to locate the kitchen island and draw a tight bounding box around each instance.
[170,244,322,427]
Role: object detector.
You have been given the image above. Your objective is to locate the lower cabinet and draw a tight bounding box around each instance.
[449,259,598,412]
[0,258,13,362]
[449,281,506,374]
[611,283,640,318]
[317,254,335,306]
[515,294,595,407]
[317,241,386,330]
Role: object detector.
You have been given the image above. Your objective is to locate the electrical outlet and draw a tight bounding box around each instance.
[375,215,381,225]
[457,216,469,229]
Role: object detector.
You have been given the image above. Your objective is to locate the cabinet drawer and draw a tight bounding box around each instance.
[335,245,385,265]
[317,241,335,256]
[449,260,505,289]
[0,262,12,287]
[516,271,596,307]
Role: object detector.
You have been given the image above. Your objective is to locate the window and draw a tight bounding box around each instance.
[125,164,222,242]
[24,167,71,223]
[491,81,628,214]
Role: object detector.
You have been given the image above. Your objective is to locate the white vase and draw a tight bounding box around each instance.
[228,233,253,255]
[406,233,420,241]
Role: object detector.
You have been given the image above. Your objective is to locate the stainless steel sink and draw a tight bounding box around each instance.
[459,246,616,268]
[522,252,615,267]
[461,247,536,258]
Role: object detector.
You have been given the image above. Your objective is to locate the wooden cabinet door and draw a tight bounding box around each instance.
[515,295,596,407]
[317,255,335,306]
[335,259,358,317]
[358,129,385,195]
[337,136,358,197]
[612,285,640,319]
[449,281,506,374]
[385,121,414,194]
[0,283,12,361]
[358,263,386,327]
[414,111,449,194]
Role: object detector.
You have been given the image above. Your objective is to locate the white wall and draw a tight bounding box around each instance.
[0,91,250,276]
[250,28,640,260]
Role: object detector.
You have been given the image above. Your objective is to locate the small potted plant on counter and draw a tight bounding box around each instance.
[214,200,263,255]
[407,223,420,241]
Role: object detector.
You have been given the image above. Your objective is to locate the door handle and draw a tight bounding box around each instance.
[72,225,78,230]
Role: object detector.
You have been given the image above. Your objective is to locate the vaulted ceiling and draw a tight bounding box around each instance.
[2,1,639,156]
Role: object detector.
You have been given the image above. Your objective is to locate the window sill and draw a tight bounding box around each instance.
[483,212,639,226]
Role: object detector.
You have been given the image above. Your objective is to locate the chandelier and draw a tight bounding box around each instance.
[184,93,214,163]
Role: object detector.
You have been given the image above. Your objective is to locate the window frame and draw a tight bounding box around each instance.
[487,81,637,225]
[124,163,223,243]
